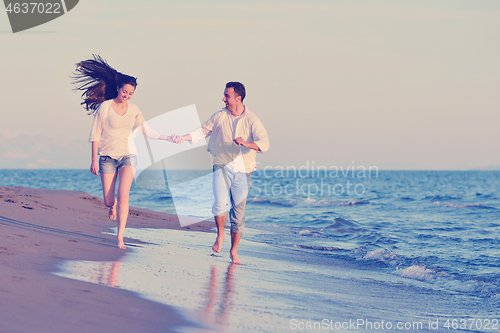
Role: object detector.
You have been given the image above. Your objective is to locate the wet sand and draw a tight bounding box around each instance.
[0,185,212,333]
[2,186,495,333]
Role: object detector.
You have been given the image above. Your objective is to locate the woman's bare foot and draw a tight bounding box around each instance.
[117,238,126,249]
[109,203,117,220]
[230,253,242,265]
[212,235,225,253]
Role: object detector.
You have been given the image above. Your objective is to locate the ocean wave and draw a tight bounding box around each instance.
[326,217,360,233]
[255,237,343,252]
[247,197,369,208]
[423,195,459,201]
[364,249,398,263]
[297,230,322,237]
[395,265,449,282]
[152,195,172,201]
[476,192,494,198]
[429,226,466,232]
[394,266,500,298]
[446,279,500,298]
[291,244,343,251]
[337,200,370,206]
[432,201,496,209]
[352,233,397,244]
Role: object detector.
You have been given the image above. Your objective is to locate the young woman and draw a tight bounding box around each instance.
[73,55,172,249]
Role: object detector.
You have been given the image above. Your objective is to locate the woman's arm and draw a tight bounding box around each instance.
[140,124,174,142]
[90,141,100,176]
[135,113,174,142]
[157,134,174,142]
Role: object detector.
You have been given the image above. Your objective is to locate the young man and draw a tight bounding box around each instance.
[174,82,269,264]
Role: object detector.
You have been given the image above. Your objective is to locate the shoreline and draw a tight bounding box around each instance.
[1,182,497,332]
[0,185,213,333]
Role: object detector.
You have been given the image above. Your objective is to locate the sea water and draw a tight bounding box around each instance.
[1,169,500,332]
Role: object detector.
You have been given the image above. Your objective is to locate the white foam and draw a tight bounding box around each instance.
[395,265,436,282]
[298,230,312,236]
[432,201,492,209]
[364,249,397,263]
[297,230,322,237]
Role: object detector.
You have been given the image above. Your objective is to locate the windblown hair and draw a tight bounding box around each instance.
[72,55,137,114]
[226,81,246,102]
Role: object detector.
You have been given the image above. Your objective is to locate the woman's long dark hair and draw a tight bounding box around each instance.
[72,55,137,114]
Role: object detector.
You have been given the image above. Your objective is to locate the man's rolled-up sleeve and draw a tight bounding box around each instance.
[189,112,217,143]
[188,127,205,143]
[252,118,269,153]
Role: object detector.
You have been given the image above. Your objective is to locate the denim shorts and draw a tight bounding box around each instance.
[99,155,137,174]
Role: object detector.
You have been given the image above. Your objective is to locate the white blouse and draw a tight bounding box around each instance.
[89,100,160,159]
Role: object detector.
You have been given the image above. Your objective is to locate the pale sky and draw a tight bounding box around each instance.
[1,0,499,170]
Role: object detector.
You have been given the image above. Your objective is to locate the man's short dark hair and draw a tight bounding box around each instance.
[226,82,246,102]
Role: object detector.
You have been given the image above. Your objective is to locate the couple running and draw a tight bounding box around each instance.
[73,55,269,264]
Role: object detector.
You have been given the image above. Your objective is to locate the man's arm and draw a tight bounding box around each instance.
[234,137,261,151]
[234,116,269,152]
[174,111,221,145]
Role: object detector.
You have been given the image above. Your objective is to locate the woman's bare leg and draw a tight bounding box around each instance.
[116,166,136,249]
[100,172,118,220]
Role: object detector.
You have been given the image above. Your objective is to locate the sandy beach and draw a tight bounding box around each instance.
[2,180,498,333]
[0,185,212,333]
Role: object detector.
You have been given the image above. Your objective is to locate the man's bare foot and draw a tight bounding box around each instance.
[117,239,126,249]
[230,253,242,265]
[212,235,225,253]
[109,204,117,220]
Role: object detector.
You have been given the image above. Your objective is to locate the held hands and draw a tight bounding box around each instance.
[167,134,250,147]
[158,134,176,143]
[171,134,188,145]
[157,134,188,144]
[158,134,184,143]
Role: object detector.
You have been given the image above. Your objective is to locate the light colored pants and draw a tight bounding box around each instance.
[212,165,252,234]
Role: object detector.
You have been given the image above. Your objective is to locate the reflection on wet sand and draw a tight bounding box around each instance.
[202,263,238,330]
[89,261,121,287]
